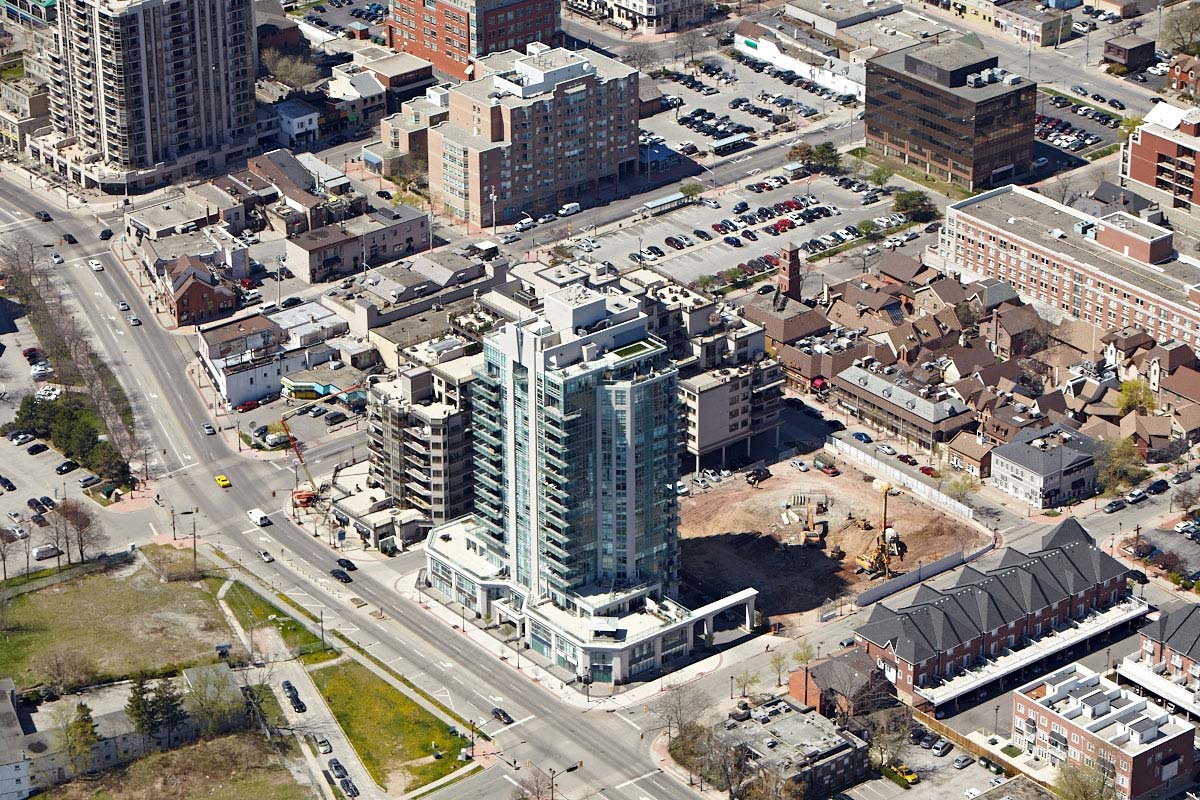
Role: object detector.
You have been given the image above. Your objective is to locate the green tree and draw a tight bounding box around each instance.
[696,274,715,291]
[769,651,789,686]
[869,166,893,190]
[1097,437,1148,492]
[1118,378,1155,415]
[858,219,879,241]
[85,440,130,482]
[65,702,99,776]
[734,669,761,697]
[787,142,813,163]
[126,674,155,749]
[151,678,186,748]
[811,141,842,173]
[66,419,98,462]
[1119,116,1144,142]
[679,181,705,200]
[945,473,981,502]
[893,190,937,222]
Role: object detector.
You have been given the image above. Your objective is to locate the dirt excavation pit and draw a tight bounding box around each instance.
[678,457,989,627]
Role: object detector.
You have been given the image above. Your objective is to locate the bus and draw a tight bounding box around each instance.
[710,133,752,156]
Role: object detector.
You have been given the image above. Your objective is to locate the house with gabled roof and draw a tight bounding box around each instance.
[852,520,1139,710]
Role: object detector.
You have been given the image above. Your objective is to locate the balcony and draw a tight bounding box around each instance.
[914,597,1150,707]
[1117,655,1200,717]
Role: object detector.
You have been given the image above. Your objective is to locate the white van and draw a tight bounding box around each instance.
[247,508,271,526]
[558,202,581,217]
[32,544,61,560]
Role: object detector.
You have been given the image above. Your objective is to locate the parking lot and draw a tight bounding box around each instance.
[639,50,858,158]
[293,0,387,39]
[568,172,929,287]
[840,738,1015,800]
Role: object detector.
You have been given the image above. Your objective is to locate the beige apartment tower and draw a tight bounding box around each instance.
[29,0,258,193]
[426,43,639,229]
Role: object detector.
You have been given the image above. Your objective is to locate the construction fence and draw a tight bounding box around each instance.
[823,437,974,521]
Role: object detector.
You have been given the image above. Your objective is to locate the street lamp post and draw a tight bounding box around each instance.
[488,187,498,237]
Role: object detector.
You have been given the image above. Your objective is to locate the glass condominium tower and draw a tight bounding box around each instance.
[472,285,679,607]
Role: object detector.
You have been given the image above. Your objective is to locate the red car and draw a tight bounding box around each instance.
[235,400,260,413]
[665,236,685,250]
[898,454,918,466]
[239,277,255,289]
[712,222,728,234]
[763,253,781,267]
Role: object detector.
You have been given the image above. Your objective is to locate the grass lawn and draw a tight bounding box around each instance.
[38,732,312,800]
[0,564,59,588]
[0,561,231,689]
[141,543,210,577]
[311,661,462,792]
[222,582,337,659]
[849,146,975,201]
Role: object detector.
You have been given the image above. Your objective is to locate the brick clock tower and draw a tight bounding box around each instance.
[776,241,804,301]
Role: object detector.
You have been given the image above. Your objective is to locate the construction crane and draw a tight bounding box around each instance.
[855,481,907,575]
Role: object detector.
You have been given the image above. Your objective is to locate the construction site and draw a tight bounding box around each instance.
[679,450,991,629]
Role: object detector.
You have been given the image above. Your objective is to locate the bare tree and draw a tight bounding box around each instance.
[1056,762,1117,800]
[654,683,705,741]
[33,646,96,694]
[42,512,71,569]
[0,533,12,582]
[624,43,658,73]
[261,48,319,88]
[705,729,755,800]
[1163,5,1200,56]
[679,28,706,66]
[58,500,105,563]
[866,706,912,768]
[1043,175,1078,206]
[511,767,556,800]
[747,769,805,800]
[186,669,248,739]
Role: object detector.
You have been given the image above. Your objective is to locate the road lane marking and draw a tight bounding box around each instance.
[615,770,660,789]
[616,713,641,731]
[503,775,521,788]
[503,714,536,731]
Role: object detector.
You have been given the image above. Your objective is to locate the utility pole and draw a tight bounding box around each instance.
[320,610,325,648]
[170,507,176,541]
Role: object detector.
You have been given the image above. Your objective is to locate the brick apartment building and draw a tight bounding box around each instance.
[1122,102,1200,231]
[386,0,560,78]
[1118,603,1200,720]
[927,185,1200,348]
[1013,664,1194,800]
[425,44,639,228]
[853,520,1137,711]
[865,37,1035,189]
[1167,54,1200,100]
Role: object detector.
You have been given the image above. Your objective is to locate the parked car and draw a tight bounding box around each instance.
[1146,479,1169,495]
[1125,488,1148,504]
[876,444,897,456]
[1104,499,1126,513]
[953,755,975,769]
[852,432,873,444]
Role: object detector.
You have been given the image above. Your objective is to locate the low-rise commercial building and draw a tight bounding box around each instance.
[196,314,338,407]
[0,78,47,152]
[1103,34,1155,72]
[782,0,902,36]
[1013,664,1194,800]
[854,520,1137,711]
[991,424,1099,509]
[284,207,430,284]
[831,362,975,451]
[994,1,1071,47]
[720,697,871,797]
[865,37,1035,189]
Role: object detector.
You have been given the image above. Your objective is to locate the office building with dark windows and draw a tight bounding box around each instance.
[864,36,1035,189]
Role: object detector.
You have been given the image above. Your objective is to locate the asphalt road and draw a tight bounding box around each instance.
[0,174,700,800]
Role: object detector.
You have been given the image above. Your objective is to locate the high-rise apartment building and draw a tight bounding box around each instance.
[426,285,757,683]
[386,0,560,78]
[1121,102,1200,234]
[425,44,639,228]
[28,0,257,193]
[865,37,1035,189]
[367,353,479,526]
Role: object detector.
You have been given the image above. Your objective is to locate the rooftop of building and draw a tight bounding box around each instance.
[856,519,1129,665]
[869,37,1032,102]
[998,0,1070,19]
[721,696,865,772]
[1139,602,1200,661]
[836,363,970,423]
[1105,33,1154,48]
[200,314,279,347]
[786,0,901,22]
[992,423,1098,474]
[1018,663,1191,755]
[282,361,367,391]
[976,776,1058,800]
[455,44,635,109]
[949,185,1192,306]
[371,296,476,348]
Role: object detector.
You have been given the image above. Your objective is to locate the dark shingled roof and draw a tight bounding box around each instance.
[855,519,1128,664]
[1140,602,1200,662]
